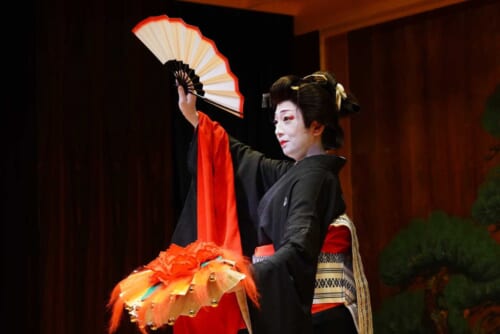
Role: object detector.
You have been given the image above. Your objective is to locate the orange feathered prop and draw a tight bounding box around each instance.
[108,112,259,334]
[107,240,258,334]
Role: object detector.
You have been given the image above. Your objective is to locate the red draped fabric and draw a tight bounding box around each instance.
[173,112,245,334]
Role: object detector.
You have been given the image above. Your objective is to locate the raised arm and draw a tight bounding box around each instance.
[177,85,199,128]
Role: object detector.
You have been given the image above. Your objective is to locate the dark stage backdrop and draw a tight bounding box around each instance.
[8,0,297,333]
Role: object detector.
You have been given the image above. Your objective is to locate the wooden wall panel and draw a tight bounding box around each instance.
[322,34,354,216]
[326,0,500,310]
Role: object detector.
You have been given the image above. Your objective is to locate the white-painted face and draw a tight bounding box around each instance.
[274,100,320,161]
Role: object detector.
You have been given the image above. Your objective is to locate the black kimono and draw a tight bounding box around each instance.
[230,139,346,334]
[172,116,346,334]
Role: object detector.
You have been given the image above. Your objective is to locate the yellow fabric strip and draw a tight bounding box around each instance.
[332,214,374,334]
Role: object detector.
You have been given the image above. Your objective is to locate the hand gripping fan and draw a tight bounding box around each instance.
[132,15,244,118]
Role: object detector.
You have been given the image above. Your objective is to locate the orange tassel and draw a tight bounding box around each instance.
[221,248,260,308]
[107,240,260,332]
[150,287,176,326]
[107,284,125,333]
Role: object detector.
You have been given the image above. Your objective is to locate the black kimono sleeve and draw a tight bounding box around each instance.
[249,164,345,334]
[229,137,292,256]
[170,129,198,246]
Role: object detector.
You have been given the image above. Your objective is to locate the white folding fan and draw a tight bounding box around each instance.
[132,15,244,118]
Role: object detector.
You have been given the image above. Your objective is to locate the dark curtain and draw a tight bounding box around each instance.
[35,1,178,333]
[4,1,295,334]
[3,0,38,331]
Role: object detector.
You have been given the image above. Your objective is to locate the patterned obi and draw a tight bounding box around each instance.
[313,252,356,305]
[250,214,373,334]
[251,245,356,306]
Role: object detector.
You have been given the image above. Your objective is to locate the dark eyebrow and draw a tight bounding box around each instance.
[277,107,296,114]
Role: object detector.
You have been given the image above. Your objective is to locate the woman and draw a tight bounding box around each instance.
[176,70,368,334]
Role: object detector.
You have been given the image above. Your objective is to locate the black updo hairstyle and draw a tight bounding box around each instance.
[269,70,360,150]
